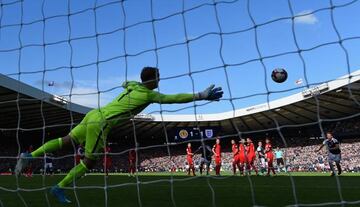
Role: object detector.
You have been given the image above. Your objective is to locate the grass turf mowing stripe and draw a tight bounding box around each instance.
[0,173,359,207]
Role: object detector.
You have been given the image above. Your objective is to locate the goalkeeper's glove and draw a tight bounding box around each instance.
[195,84,223,101]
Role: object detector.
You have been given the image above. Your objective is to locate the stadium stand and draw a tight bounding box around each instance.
[1,71,360,175]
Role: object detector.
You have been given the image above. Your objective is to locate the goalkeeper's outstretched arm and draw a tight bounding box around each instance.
[150,84,224,104]
[141,67,223,104]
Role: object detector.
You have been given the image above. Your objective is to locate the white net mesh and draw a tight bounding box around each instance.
[1,0,360,206]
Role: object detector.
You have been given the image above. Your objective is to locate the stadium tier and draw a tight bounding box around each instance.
[1,71,360,173]
[0,73,89,133]
[2,70,360,143]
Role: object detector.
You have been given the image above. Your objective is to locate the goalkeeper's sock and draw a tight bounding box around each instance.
[31,138,63,157]
[58,160,88,188]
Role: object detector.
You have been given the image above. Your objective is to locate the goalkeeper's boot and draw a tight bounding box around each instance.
[50,185,71,204]
[15,152,32,176]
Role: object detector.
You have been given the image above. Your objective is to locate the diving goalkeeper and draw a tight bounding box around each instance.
[15,67,223,203]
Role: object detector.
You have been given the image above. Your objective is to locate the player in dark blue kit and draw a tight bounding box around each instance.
[194,145,213,176]
[44,153,54,175]
[315,131,342,176]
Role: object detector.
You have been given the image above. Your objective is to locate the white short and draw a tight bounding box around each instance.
[259,158,266,168]
[328,153,341,162]
[45,163,53,168]
[200,158,210,165]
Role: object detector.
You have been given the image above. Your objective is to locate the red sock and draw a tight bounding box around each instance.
[268,163,275,174]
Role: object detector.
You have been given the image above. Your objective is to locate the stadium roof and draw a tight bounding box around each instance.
[0,74,91,131]
[117,70,360,138]
[1,70,360,139]
[152,70,360,122]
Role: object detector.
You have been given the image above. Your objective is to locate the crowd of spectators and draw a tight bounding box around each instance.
[137,139,360,173]
[324,118,360,134]
[1,136,360,174]
[284,139,360,172]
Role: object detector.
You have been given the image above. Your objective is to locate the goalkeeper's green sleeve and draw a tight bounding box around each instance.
[150,92,195,104]
[31,138,63,157]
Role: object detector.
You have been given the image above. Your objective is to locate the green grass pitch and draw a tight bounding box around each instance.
[1,172,360,207]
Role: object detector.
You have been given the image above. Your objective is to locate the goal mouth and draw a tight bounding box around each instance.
[1,0,360,207]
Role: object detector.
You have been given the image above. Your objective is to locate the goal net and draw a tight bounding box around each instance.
[1,0,360,206]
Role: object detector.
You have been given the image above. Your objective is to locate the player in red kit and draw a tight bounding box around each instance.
[212,138,221,176]
[75,144,84,165]
[238,138,247,176]
[128,149,136,177]
[246,138,258,175]
[103,145,112,176]
[231,139,241,175]
[186,143,196,176]
[265,138,276,176]
[25,145,33,177]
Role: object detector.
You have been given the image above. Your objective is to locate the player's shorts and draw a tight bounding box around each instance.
[328,153,341,162]
[238,155,247,164]
[319,163,325,169]
[200,157,211,166]
[45,163,53,168]
[187,158,194,165]
[129,159,136,165]
[267,157,273,163]
[70,109,112,160]
[247,154,255,163]
[103,158,112,168]
[266,154,274,163]
[259,157,266,168]
[214,156,221,165]
[276,158,284,166]
[233,155,240,164]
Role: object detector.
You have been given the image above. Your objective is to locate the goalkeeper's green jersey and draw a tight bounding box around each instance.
[99,81,194,126]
